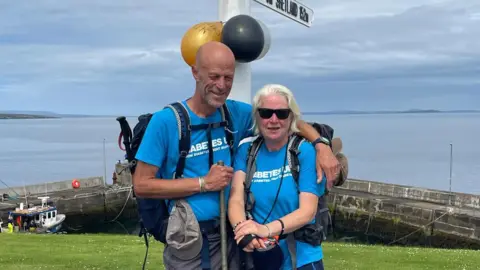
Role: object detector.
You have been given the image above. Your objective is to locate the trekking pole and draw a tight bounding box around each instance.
[217,160,228,270]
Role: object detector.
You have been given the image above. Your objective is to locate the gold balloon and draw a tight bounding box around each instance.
[180,21,223,66]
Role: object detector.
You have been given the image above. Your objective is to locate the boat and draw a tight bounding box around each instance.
[0,196,66,234]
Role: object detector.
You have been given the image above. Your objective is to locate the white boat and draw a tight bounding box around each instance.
[1,196,66,234]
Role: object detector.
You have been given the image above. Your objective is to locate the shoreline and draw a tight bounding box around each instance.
[1,174,480,250]
[0,114,58,120]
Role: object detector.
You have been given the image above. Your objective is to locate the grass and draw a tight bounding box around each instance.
[1,233,479,269]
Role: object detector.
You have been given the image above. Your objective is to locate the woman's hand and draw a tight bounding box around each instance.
[234,220,270,240]
[236,235,266,252]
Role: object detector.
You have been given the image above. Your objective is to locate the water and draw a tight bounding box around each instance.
[0,113,479,194]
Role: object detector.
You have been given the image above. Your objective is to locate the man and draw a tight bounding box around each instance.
[133,41,339,269]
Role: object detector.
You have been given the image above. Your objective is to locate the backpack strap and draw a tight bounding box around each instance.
[243,136,263,219]
[220,103,235,163]
[287,134,305,189]
[164,102,191,179]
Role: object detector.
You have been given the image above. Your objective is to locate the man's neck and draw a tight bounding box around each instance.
[186,93,216,118]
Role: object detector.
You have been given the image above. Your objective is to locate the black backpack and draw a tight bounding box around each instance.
[116,101,235,270]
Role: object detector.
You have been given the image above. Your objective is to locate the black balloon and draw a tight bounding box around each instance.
[221,14,265,63]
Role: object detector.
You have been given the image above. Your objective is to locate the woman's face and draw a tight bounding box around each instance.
[256,94,292,143]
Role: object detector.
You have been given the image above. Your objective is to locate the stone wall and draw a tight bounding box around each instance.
[327,186,480,249]
[340,178,480,209]
[0,177,104,197]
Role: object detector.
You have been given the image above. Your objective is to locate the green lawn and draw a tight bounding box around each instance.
[0,233,479,269]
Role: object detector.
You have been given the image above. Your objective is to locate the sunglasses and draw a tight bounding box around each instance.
[257,108,291,120]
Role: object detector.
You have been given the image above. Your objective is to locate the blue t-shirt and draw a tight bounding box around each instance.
[135,99,254,221]
[234,136,326,270]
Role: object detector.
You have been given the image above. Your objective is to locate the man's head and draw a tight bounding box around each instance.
[192,41,236,108]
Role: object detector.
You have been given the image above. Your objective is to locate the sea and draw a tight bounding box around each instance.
[0,113,479,195]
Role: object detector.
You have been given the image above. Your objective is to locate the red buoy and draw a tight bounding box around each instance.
[72,179,80,189]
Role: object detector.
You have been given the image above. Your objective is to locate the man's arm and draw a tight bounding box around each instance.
[132,110,233,199]
[296,120,340,187]
[133,161,201,199]
[134,162,232,199]
[132,111,204,198]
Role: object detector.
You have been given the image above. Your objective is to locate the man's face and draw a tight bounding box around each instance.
[193,54,235,108]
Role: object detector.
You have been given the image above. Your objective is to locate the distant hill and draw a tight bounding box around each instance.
[0,110,116,119]
[0,113,58,119]
[1,109,479,120]
[303,109,480,115]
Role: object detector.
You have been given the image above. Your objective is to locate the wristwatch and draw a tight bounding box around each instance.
[312,136,330,147]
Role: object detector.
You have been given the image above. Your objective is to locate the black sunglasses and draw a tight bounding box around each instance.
[257,108,291,120]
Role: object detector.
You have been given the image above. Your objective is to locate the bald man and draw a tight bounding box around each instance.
[134,41,249,270]
[134,41,339,270]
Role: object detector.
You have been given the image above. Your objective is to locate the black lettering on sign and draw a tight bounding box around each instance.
[277,0,300,18]
[289,1,298,17]
[276,0,285,11]
[299,6,309,23]
[266,0,273,5]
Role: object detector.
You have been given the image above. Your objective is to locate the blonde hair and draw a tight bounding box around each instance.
[251,84,301,135]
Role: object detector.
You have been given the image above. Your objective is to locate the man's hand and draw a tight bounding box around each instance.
[315,143,340,189]
[204,164,234,191]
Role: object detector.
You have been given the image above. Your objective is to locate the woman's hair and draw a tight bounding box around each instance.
[251,84,301,135]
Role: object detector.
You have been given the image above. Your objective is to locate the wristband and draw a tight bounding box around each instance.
[198,177,206,192]
[277,219,285,237]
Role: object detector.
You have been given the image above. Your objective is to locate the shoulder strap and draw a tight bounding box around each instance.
[287,134,305,190]
[243,136,263,217]
[164,102,191,179]
[220,103,235,161]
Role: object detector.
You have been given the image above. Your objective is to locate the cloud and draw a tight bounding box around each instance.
[0,0,479,114]
[255,0,480,77]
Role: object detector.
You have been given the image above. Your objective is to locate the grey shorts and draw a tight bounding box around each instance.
[163,230,241,270]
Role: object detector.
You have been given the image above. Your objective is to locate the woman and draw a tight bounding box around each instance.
[228,84,326,270]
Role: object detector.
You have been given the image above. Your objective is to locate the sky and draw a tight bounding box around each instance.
[0,0,479,115]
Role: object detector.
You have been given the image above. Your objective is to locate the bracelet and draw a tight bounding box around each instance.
[277,219,285,237]
[198,177,206,192]
[264,224,271,238]
[233,220,244,230]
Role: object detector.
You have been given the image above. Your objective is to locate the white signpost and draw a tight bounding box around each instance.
[219,0,314,104]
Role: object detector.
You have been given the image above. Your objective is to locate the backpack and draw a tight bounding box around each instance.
[116,101,235,270]
[243,122,336,245]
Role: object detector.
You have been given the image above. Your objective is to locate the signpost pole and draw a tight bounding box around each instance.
[218,0,252,104]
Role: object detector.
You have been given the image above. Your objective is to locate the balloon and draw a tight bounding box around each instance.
[221,14,264,63]
[181,21,223,66]
[255,19,271,60]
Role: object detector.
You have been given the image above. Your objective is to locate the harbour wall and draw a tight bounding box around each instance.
[0,177,104,198]
[1,172,480,249]
[341,178,480,210]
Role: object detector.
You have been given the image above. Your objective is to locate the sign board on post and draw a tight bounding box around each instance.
[253,0,314,27]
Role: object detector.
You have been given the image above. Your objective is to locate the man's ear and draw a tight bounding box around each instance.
[191,65,199,81]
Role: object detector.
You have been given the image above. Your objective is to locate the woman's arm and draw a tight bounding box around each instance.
[228,140,266,252]
[229,170,266,251]
[234,192,318,238]
[264,192,318,235]
[228,170,247,227]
